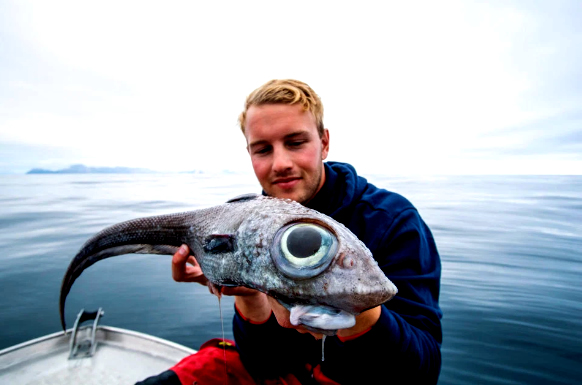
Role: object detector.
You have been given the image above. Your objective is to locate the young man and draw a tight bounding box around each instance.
[139,80,442,385]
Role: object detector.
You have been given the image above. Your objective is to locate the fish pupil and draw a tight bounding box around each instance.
[287,227,321,258]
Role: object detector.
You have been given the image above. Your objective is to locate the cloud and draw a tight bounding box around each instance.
[1,1,582,174]
[466,109,582,157]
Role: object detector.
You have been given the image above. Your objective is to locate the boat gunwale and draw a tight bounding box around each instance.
[0,326,196,357]
[0,325,197,373]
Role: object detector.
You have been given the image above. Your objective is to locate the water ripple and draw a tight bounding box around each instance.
[0,174,581,384]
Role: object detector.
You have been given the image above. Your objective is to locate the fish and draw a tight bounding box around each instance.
[59,193,397,335]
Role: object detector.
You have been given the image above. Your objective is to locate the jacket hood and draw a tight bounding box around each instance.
[306,161,367,219]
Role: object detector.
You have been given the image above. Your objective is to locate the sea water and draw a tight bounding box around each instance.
[0,173,580,384]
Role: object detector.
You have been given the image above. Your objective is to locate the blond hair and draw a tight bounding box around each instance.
[238,79,324,136]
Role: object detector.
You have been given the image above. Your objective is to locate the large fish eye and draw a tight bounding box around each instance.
[271,223,338,279]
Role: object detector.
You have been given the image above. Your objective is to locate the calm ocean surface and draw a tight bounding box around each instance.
[0,174,580,384]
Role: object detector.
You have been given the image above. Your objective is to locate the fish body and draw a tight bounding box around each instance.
[60,194,397,334]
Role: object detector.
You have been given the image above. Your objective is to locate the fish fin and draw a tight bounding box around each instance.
[226,193,260,203]
[203,234,236,253]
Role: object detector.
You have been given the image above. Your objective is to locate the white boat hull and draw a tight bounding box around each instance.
[0,326,196,384]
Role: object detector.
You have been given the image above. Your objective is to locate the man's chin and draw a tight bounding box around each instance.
[266,183,299,200]
[273,190,301,202]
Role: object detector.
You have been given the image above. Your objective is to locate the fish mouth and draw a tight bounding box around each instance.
[277,300,356,336]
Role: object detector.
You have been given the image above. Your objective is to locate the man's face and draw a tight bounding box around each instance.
[244,104,329,204]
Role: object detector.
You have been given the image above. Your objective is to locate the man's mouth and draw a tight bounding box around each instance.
[272,177,301,190]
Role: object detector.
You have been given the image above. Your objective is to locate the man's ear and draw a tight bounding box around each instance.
[321,129,330,160]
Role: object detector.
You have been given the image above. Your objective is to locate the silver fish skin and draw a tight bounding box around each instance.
[59,194,397,331]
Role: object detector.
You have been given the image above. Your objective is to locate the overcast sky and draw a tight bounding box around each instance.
[1,0,581,175]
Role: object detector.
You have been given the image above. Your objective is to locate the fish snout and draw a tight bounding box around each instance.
[354,275,398,310]
[324,250,398,313]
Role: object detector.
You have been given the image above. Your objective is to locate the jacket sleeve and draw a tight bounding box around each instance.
[320,207,443,385]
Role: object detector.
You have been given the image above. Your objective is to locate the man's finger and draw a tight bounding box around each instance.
[221,286,261,297]
[207,282,222,298]
[172,244,191,280]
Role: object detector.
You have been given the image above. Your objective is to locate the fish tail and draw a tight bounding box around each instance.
[59,212,197,331]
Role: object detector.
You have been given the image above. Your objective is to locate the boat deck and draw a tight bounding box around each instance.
[0,326,196,384]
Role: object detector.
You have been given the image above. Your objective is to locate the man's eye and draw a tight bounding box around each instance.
[254,147,271,155]
[288,141,305,147]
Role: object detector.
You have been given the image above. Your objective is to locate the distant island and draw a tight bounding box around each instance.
[26,164,159,174]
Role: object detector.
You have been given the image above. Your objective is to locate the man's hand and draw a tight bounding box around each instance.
[172,244,272,322]
[171,244,209,285]
[336,306,381,338]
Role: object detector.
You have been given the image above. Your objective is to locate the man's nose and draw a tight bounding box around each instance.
[272,148,293,172]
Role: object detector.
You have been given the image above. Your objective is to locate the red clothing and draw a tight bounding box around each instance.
[139,338,340,385]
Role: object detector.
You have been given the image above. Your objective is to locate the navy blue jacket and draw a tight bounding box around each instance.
[233,162,442,384]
